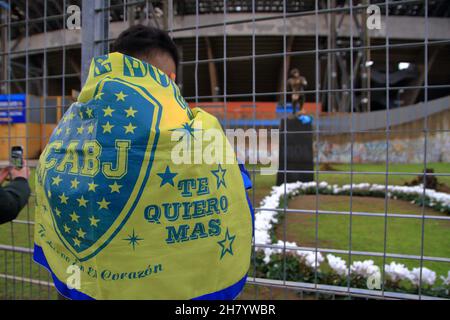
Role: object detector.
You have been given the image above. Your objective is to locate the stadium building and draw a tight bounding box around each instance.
[0,0,449,162]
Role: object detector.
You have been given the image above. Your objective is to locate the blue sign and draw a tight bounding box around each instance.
[0,94,26,124]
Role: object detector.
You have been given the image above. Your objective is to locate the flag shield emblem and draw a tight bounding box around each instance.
[38,78,161,261]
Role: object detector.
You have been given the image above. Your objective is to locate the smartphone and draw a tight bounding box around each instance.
[10,146,24,169]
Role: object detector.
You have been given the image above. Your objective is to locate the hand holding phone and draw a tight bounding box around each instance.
[10,163,29,181]
[9,146,29,181]
[11,146,24,169]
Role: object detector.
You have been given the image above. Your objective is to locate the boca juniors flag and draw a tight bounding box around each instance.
[33,52,254,299]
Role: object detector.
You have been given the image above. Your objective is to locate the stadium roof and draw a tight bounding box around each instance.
[4,0,450,39]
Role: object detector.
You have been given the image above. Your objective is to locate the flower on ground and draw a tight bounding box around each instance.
[440,271,450,286]
[297,250,324,268]
[350,260,380,278]
[384,262,411,283]
[327,254,348,276]
[409,267,436,286]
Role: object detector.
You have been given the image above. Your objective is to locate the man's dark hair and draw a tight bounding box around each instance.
[113,25,179,70]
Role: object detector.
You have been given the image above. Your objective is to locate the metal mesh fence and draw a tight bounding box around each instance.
[0,0,449,300]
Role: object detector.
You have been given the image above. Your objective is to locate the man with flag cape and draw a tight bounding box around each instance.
[33,26,254,300]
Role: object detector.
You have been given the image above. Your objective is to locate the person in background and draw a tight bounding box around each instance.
[113,24,179,80]
[33,25,254,300]
[0,161,31,224]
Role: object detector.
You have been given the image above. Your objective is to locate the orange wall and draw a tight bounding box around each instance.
[0,100,321,160]
[189,101,322,118]
[0,123,56,160]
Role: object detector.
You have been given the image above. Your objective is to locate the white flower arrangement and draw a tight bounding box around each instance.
[440,271,450,286]
[350,260,380,278]
[297,250,324,268]
[384,262,412,283]
[327,254,348,276]
[409,267,437,286]
[255,180,450,294]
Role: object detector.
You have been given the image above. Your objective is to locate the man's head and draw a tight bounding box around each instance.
[290,68,300,78]
[113,25,179,80]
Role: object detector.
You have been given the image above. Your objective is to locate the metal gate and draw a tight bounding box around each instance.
[0,0,449,300]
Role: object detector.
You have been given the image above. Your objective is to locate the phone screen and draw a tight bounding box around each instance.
[11,146,24,169]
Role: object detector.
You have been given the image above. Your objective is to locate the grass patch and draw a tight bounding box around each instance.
[318,162,450,186]
[277,194,450,277]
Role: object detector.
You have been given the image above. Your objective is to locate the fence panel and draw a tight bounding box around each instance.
[0,0,449,300]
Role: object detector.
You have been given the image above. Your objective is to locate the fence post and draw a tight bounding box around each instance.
[81,0,109,85]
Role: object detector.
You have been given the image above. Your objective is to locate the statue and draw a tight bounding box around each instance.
[287,68,308,115]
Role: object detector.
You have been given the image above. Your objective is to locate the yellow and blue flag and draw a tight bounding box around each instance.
[33,52,254,299]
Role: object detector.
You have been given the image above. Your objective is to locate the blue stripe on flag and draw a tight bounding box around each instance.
[238,163,253,190]
[192,274,247,300]
[33,244,94,300]
[239,163,255,236]
[34,244,248,300]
